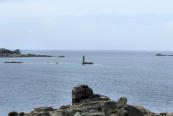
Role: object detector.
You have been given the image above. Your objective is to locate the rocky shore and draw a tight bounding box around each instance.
[0,48,52,57]
[8,85,173,116]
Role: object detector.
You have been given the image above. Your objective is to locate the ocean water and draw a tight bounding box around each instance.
[0,50,173,116]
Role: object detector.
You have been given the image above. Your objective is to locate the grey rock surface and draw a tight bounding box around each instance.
[10,85,173,116]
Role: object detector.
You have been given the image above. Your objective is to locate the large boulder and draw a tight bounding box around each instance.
[117,97,127,108]
[8,112,18,116]
[19,112,25,116]
[103,101,117,115]
[72,85,94,104]
[118,105,145,116]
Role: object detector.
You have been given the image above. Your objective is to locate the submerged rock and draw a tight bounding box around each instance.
[10,85,173,116]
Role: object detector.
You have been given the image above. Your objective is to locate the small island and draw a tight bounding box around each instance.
[156,54,173,56]
[58,56,65,58]
[0,48,52,57]
[82,56,94,65]
[4,61,23,63]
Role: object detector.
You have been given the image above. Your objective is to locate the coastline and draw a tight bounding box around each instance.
[1,50,173,116]
[0,48,53,58]
[8,85,173,116]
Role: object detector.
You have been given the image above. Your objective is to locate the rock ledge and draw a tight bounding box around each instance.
[8,85,173,116]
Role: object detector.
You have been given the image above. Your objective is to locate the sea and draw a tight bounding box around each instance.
[0,50,173,116]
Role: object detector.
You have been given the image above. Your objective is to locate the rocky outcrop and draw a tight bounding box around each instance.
[0,48,21,57]
[82,56,94,65]
[72,85,101,104]
[9,85,173,116]
[0,48,52,57]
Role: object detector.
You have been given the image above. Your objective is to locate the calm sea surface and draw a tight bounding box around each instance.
[0,50,173,115]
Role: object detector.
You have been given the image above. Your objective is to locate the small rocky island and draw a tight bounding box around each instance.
[9,85,173,116]
[4,61,23,63]
[82,56,94,65]
[156,54,173,56]
[0,48,52,57]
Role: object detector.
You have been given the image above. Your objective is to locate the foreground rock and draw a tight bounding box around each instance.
[0,48,52,57]
[9,85,173,116]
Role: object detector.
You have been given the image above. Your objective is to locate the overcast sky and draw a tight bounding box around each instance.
[0,0,173,51]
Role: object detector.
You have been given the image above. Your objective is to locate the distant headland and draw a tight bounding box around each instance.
[156,54,173,56]
[0,48,52,57]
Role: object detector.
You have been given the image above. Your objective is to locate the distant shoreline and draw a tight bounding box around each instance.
[156,53,173,56]
[0,48,53,58]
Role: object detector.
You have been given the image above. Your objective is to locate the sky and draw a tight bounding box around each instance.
[0,0,173,51]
